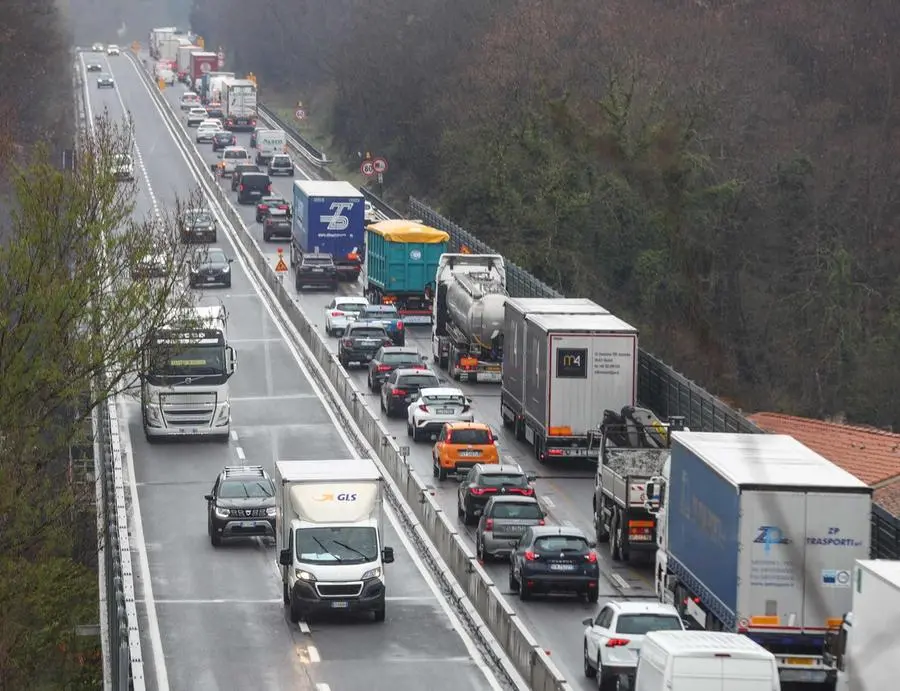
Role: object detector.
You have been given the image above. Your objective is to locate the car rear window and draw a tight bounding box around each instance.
[479,473,527,488]
[241,174,269,186]
[224,150,247,159]
[615,614,683,635]
[534,535,588,553]
[490,502,542,519]
[397,374,440,387]
[382,353,420,364]
[351,327,387,338]
[448,428,491,445]
[422,393,464,405]
[336,302,365,313]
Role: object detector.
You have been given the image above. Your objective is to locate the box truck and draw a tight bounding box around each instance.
[188,52,218,87]
[646,432,872,688]
[500,310,638,462]
[830,559,900,691]
[363,220,449,324]
[221,78,257,131]
[291,180,365,281]
[176,44,201,81]
[275,459,395,623]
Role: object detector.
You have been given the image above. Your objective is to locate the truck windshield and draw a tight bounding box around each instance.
[295,526,378,565]
[148,341,226,382]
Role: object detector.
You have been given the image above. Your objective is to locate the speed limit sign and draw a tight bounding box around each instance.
[360,160,375,177]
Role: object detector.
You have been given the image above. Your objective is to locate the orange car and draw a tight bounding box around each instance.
[432,422,499,480]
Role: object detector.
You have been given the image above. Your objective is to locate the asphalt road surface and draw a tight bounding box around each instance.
[83,49,507,691]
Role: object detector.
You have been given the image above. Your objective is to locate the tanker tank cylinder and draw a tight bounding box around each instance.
[446,275,507,346]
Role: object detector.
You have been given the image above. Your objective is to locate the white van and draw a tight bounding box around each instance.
[635,631,780,691]
[255,129,286,166]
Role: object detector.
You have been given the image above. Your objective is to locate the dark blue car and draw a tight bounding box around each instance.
[357,304,404,346]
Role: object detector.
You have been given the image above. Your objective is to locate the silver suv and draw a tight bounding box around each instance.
[475,495,545,561]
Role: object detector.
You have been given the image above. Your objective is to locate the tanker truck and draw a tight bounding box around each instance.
[431,253,506,383]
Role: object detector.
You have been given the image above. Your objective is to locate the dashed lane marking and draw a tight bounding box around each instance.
[298,621,311,634]
[307,646,321,663]
[235,446,246,461]
[230,430,239,441]
[611,573,631,590]
[316,684,331,691]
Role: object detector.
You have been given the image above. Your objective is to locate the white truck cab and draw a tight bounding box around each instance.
[276,459,395,624]
[635,630,781,691]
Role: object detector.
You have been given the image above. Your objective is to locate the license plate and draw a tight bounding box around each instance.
[330,601,349,609]
[501,525,526,534]
[478,372,501,382]
[786,658,813,666]
[361,339,376,345]
[555,447,586,456]
[459,450,481,457]
[401,314,431,324]
[206,276,215,282]
[234,521,256,528]
[549,563,576,572]
[404,396,412,402]
[312,268,323,272]
[436,408,454,415]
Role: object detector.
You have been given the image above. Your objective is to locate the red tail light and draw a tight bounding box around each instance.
[391,388,406,396]
[239,184,245,191]
[418,404,428,412]
[266,184,272,193]
[586,551,598,564]
[331,311,343,317]
[258,204,268,210]
[606,638,630,648]
[278,204,288,210]
[342,339,352,347]
[484,518,494,531]
[469,487,497,496]
[538,519,545,526]
[250,119,257,126]
[524,551,537,561]
[396,321,404,330]
[510,488,534,496]
[377,365,391,372]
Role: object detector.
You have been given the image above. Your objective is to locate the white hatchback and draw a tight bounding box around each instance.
[218,146,249,176]
[407,387,473,442]
[180,91,201,111]
[196,120,222,142]
[583,601,684,688]
[324,296,369,336]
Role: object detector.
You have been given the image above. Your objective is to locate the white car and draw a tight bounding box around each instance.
[106,44,120,56]
[186,107,209,127]
[583,601,684,687]
[324,296,369,336]
[218,146,250,176]
[180,91,201,111]
[111,153,134,181]
[91,43,104,52]
[407,387,473,442]
[196,121,222,142]
[364,200,376,222]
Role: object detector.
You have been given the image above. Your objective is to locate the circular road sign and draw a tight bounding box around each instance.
[201,62,211,73]
[373,157,388,173]
[295,109,306,120]
[360,160,375,177]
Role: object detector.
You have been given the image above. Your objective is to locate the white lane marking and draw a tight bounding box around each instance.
[230,429,239,441]
[384,596,436,602]
[235,446,246,461]
[611,573,631,590]
[307,646,321,663]
[316,684,331,691]
[130,58,505,691]
[539,496,555,509]
[298,621,311,635]
[139,598,283,604]
[80,55,168,691]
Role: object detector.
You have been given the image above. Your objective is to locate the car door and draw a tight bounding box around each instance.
[586,606,614,659]
[511,528,533,575]
[325,298,336,327]
[458,467,476,506]
[381,370,398,408]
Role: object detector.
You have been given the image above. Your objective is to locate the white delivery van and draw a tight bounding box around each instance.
[635,630,781,691]
[255,129,286,166]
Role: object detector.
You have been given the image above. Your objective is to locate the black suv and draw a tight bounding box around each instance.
[263,208,291,242]
[237,172,272,204]
[367,346,427,391]
[509,526,599,602]
[457,463,536,525]
[212,130,236,151]
[295,252,338,291]
[205,466,276,546]
[339,323,393,368]
[180,208,217,243]
[380,368,441,417]
[230,163,261,191]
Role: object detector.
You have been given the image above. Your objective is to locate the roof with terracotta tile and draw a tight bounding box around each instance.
[747,412,900,487]
[874,483,900,517]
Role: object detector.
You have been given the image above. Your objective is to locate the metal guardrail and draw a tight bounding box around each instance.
[257,104,329,166]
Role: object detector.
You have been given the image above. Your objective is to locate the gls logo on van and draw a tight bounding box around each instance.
[313,492,359,502]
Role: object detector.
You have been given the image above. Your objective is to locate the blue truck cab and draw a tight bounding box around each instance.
[290,180,365,280]
[363,220,449,324]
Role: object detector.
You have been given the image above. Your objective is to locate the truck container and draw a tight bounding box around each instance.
[290,180,365,282]
[176,44,201,81]
[831,559,900,691]
[158,36,182,63]
[254,129,286,166]
[200,71,234,104]
[590,406,684,562]
[500,311,638,462]
[649,432,872,688]
[149,27,176,59]
[188,51,217,86]
[363,220,449,324]
[431,253,506,383]
[221,78,257,131]
[275,459,394,623]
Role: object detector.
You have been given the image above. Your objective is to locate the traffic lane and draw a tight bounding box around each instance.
[116,56,505,691]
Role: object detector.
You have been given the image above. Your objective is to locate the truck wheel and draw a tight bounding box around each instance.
[595,498,610,543]
[514,417,525,442]
[283,583,290,605]
[288,596,302,624]
[610,514,623,562]
[534,437,547,465]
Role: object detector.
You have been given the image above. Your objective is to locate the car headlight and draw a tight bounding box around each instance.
[221,265,230,273]
[266,506,276,517]
[214,506,230,518]
[295,569,316,581]
[361,567,383,580]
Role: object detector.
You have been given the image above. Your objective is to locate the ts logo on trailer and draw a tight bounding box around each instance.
[314,492,359,502]
[320,201,354,231]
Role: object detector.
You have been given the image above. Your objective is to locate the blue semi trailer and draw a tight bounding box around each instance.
[290,180,365,282]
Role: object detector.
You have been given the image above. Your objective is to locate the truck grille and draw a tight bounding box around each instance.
[160,392,217,426]
[228,508,267,518]
[315,582,363,598]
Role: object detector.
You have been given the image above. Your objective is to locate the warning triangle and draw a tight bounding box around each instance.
[275,257,288,272]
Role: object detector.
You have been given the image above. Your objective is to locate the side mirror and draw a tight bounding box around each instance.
[421,355,429,362]
[278,549,291,566]
[225,345,236,375]
[204,494,213,501]
[466,397,473,404]
[227,258,234,263]
[582,618,594,626]
[526,472,537,483]
[382,546,395,564]
[589,540,598,549]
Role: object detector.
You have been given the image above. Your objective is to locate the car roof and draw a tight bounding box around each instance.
[420,387,463,396]
[473,463,523,475]
[266,208,289,217]
[379,346,418,353]
[531,525,589,539]
[223,146,247,152]
[335,296,369,304]
[604,601,681,616]
[486,495,539,505]
[445,421,491,430]
[220,464,270,479]
[395,368,438,376]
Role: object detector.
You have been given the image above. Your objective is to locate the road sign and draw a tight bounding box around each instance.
[157,79,166,90]
[275,249,288,274]
[216,49,225,69]
[295,109,306,120]
[360,160,375,177]
[196,36,205,49]
[373,157,388,173]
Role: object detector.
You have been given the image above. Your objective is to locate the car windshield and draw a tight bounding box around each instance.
[214,132,231,140]
[336,302,365,313]
[397,374,440,387]
[113,154,131,164]
[99,73,111,79]
[351,327,386,338]
[382,352,420,364]
[260,197,285,206]
[218,479,274,499]
[534,535,588,553]
[479,473,527,488]
[615,614,683,635]
[448,428,491,445]
[198,249,227,264]
[186,211,212,224]
[490,502,542,519]
[422,393,464,405]
[149,343,225,376]
[295,526,378,564]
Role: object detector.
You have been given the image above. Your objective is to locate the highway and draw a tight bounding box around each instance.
[83,49,509,691]
[143,70,664,688]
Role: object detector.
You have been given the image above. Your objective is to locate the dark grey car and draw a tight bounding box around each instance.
[205,466,276,546]
[181,208,217,243]
[476,495,545,561]
[339,323,393,368]
[188,247,233,288]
